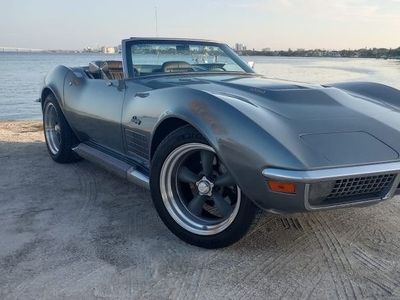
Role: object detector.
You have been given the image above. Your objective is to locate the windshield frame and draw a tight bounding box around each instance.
[122,38,255,78]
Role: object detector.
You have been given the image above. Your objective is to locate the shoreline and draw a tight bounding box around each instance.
[0,120,43,142]
[1,50,399,60]
[0,118,41,122]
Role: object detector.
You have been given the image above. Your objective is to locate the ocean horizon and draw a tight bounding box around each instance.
[1,52,399,120]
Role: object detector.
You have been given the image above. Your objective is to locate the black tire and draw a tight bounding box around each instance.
[42,94,80,163]
[150,125,260,248]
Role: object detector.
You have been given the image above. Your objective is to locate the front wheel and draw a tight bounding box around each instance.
[150,126,260,248]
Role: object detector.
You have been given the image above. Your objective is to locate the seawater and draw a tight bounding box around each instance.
[0,52,120,120]
[0,52,399,120]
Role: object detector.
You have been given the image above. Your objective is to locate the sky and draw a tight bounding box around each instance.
[1,0,400,51]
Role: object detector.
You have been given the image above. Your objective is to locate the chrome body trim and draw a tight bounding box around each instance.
[303,173,400,211]
[73,143,131,178]
[74,143,150,190]
[127,167,150,190]
[263,163,400,211]
[262,162,400,183]
[383,174,400,200]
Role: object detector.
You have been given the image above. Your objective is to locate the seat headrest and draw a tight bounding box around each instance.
[104,61,123,70]
[162,61,193,72]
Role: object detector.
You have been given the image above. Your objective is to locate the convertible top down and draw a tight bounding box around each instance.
[40,37,400,248]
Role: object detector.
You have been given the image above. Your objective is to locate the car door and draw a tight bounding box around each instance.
[63,70,125,154]
[120,80,156,167]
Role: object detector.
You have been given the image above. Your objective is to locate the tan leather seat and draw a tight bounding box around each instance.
[161,61,194,73]
[104,61,124,80]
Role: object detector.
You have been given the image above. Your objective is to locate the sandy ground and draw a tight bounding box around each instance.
[1,120,400,300]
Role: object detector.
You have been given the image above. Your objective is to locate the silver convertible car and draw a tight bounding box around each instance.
[40,37,400,248]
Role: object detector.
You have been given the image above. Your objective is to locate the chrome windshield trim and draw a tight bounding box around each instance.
[262,162,400,183]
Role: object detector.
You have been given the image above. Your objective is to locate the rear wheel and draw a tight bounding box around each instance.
[43,94,79,163]
[150,126,259,248]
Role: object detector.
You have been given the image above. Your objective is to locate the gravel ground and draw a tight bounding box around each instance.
[1,120,400,300]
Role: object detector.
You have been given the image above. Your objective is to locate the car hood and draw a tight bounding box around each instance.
[146,74,391,120]
[145,74,400,167]
[194,75,391,120]
[187,75,400,166]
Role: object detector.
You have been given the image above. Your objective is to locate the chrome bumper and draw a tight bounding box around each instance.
[262,162,400,211]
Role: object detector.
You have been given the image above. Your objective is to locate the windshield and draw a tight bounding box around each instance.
[125,40,254,78]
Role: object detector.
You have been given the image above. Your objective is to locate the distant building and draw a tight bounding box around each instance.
[235,43,246,52]
[262,47,271,52]
[83,46,101,53]
[83,46,93,53]
[101,46,117,54]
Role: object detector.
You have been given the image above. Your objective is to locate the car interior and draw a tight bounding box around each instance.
[85,60,227,80]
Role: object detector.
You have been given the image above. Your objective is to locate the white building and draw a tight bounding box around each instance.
[101,46,117,54]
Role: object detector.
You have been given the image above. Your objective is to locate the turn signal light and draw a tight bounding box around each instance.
[267,181,296,194]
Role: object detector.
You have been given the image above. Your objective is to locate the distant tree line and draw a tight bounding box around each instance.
[239,47,400,59]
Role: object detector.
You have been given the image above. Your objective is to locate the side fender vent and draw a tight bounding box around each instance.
[125,129,149,160]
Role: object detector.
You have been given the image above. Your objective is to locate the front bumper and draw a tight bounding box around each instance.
[259,162,400,213]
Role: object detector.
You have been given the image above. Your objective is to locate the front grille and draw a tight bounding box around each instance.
[327,174,396,199]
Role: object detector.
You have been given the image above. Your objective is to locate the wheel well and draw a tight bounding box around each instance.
[151,118,194,160]
[41,88,53,110]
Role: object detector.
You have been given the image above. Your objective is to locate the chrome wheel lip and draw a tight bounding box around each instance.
[44,102,61,155]
[160,143,241,236]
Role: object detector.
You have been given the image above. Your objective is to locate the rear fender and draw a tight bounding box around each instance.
[327,81,400,108]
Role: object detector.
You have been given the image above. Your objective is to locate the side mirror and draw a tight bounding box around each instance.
[88,61,112,86]
[248,61,255,69]
[100,61,110,72]
[89,61,103,73]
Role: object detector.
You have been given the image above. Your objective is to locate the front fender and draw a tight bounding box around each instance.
[144,87,306,205]
[40,65,71,110]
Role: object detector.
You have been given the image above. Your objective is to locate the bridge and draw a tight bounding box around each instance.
[0,46,44,52]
